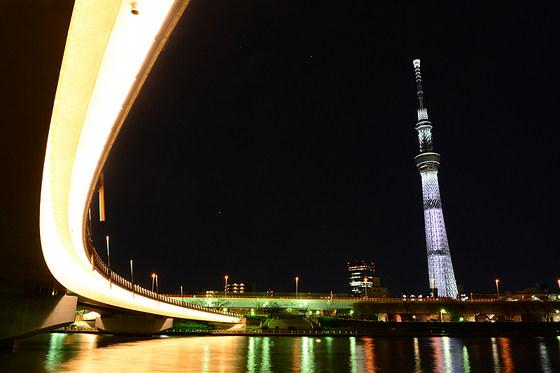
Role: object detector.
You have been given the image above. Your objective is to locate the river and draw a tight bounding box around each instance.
[1,333,559,372]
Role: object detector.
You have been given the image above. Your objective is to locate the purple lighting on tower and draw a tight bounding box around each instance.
[412,59,458,298]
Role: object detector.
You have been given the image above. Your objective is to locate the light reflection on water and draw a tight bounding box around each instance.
[538,336,552,373]
[462,345,471,373]
[362,336,377,371]
[499,337,515,373]
[431,336,444,372]
[2,333,560,372]
[301,335,314,371]
[349,336,356,372]
[413,337,422,373]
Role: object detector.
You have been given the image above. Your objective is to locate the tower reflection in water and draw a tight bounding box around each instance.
[537,336,552,373]
[430,336,477,373]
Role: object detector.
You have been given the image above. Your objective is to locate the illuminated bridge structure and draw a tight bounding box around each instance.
[0,0,240,348]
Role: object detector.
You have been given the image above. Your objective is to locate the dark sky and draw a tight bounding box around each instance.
[92,1,560,297]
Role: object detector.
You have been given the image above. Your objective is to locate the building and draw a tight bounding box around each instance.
[520,283,549,295]
[412,59,458,298]
[225,282,255,294]
[348,261,376,297]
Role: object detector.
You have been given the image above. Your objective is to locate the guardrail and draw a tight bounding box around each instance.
[84,235,242,319]
[166,329,358,335]
[158,293,546,303]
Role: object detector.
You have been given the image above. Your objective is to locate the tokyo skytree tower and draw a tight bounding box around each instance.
[412,59,458,298]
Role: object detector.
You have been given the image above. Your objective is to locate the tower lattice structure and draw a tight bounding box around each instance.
[412,59,458,298]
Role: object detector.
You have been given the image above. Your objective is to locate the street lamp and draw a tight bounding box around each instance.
[130,260,134,297]
[441,309,445,322]
[225,275,228,294]
[495,279,500,299]
[364,277,368,299]
[295,277,299,299]
[106,236,110,267]
[106,236,111,288]
[152,273,156,292]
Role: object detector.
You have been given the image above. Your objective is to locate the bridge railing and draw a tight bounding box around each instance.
[84,234,242,319]
[156,293,554,303]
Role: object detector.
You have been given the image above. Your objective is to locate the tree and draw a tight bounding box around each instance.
[538,300,560,322]
[353,302,382,320]
[419,302,441,322]
[400,301,420,322]
[496,301,518,321]
[381,302,400,322]
[465,302,486,322]
[262,301,283,317]
[518,299,541,322]
[439,300,465,322]
[211,298,230,309]
[188,298,228,310]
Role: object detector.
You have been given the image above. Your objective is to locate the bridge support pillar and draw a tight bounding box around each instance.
[0,293,77,350]
[0,338,14,352]
[95,316,173,335]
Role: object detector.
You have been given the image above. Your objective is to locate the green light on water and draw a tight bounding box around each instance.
[463,345,471,372]
[45,333,69,373]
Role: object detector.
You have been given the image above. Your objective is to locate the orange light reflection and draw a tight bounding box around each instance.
[498,337,514,373]
[362,336,378,372]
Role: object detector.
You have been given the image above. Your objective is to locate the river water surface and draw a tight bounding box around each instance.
[1,333,559,372]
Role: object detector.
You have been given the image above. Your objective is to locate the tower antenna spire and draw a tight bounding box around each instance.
[413,59,424,108]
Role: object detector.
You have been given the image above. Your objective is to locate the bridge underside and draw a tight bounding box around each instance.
[0,0,238,348]
[0,0,77,349]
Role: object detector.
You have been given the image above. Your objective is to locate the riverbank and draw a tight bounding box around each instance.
[161,322,560,337]
[56,321,560,338]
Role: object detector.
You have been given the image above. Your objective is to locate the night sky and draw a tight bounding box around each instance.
[91,1,560,297]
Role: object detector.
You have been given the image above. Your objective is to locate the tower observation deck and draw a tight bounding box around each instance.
[412,59,458,298]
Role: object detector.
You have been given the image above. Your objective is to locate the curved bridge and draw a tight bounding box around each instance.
[1,0,239,347]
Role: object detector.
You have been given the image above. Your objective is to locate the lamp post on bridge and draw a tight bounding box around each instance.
[106,236,111,288]
[295,277,299,299]
[225,275,228,295]
[495,279,500,300]
[130,259,134,298]
[150,273,158,305]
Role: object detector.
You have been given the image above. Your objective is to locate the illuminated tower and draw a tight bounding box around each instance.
[412,59,458,298]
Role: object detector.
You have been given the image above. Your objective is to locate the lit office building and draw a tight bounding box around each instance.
[225,282,255,294]
[348,261,376,297]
